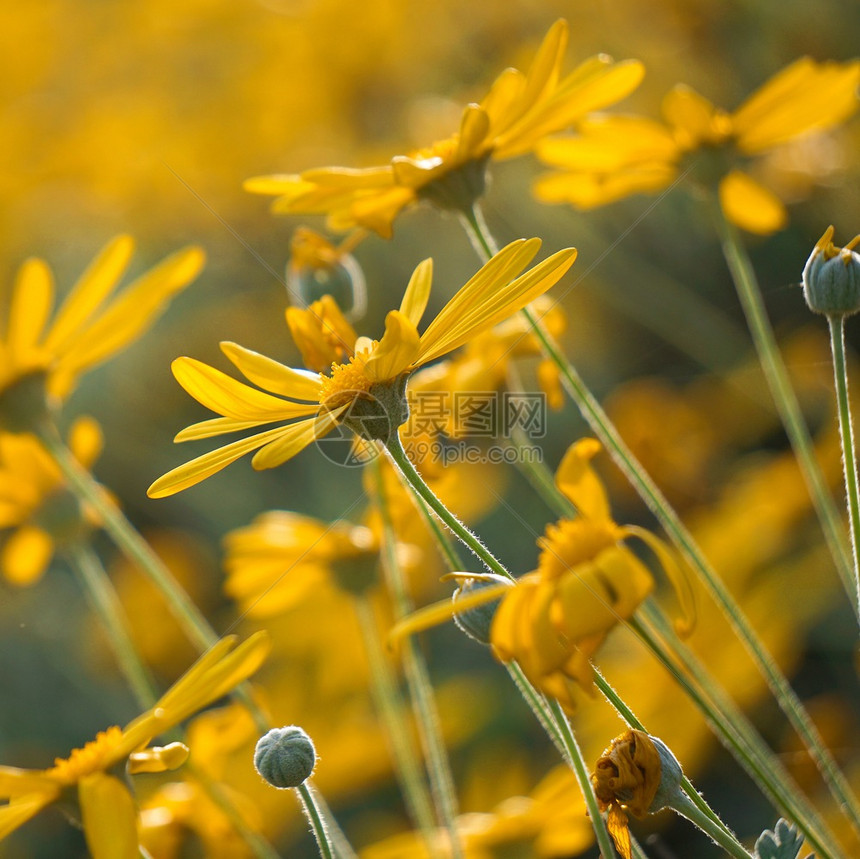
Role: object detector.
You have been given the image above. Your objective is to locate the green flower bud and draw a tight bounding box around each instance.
[254,726,316,789]
[802,226,860,317]
[287,228,366,321]
[452,576,506,645]
[647,734,685,813]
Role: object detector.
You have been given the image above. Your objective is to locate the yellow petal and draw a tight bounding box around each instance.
[607,804,632,859]
[172,356,320,421]
[0,792,57,838]
[1,526,54,586]
[555,438,610,521]
[0,766,62,799]
[718,170,787,235]
[69,416,104,468]
[128,742,189,774]
[364,310,421,381]
[398,259,433,327]
[244,173,306,195]
[174,416,269,442]
[58,246,205,377]
[220,341,321,400]
[301,165,396,188]
[79,774,139,859]
[518,19,569,114]
[417,243,577,365]
[455,104,492,161]
[147,425,292,498]
[7,258,54,358]
[733,58,860,153]
[662,85,726,146]
[251,408,344,470]
[44,235,134,354]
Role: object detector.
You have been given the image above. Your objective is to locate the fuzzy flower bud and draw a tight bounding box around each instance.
[254,726,317,789]
[452,576,505,644]
[802,226,860,317]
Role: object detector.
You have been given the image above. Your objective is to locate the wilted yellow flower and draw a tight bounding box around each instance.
[147,239,575,498]
[0,236,204,428]
[246,20,643,237]
[536,57,860,233]
[591,730,664,859]
[0,417,103,586]
[0,633,270,858]
[491,439,694,714]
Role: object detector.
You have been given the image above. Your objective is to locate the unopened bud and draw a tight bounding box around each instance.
[254,726,316,788]
[802,226,860,317]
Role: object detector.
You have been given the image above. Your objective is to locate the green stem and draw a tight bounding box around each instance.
[671,793,752,859]
[38,421,269,735]
[505,662,567,759]
[546,698,618,858]
[383,434,512,582]
[827,313,860,618]
[66,541,159,710]
[313,792,358,859]
[353,594,438,843]
[460,203,860,845]
[371,456,463,859]
[296,782,335,859]
[714,208,858,621]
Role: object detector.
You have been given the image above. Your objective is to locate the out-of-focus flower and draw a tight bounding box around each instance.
[0,633,270,858]
[147,239,575,498]
[361,762,593,858]
[286,227,367,321]
[246,20,643,237]
[0,417,103,586]
[491,439,694,714]
[0,237,204,430]
[536,57,860,233]
[223,510,420,616]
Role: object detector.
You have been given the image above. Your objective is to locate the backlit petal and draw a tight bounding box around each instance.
[220,341,321,400]
[79,774,138,859]
[364,310,420,381]
[398,258,433,327]
[251,407,344,470]
[719,171,787,235]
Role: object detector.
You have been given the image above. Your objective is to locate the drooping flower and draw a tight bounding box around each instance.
[0,417,104,586]
[0,632,270,858]
[0,236,205,430]
[245,20,643,237]
[147,239,575,498]
[490,439,694,714]
[535,57,860,234]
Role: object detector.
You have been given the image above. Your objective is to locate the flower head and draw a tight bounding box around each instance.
[0,632,270,858]
[148,239,575,498]
[802,225,860,316]
[0,237,204,430]
[490,439,694,714]
[536,57,860,234]
[0,418,103,586]
[246,20,643,237]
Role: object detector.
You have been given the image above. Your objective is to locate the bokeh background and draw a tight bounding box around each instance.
[2,0,859,856]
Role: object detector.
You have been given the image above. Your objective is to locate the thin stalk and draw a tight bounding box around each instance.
[353,593,438,842]
[633,610,839,859]
[383,434,512,582]
[313,792,359,859]
[370,457,463,859]
[505,662,567,759]
[38,421,269,734]
[546,698,618,859]
[66,541,159,709]
[459,204,860,843]
[671,793,752,859]
[827,313,860,617]
[296,782,335,859]
[714,208,858,620]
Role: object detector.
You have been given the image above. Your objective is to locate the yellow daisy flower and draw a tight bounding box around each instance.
[0,236,205,429]
[0,632,270,859]
[535,57,860,234]
[245,20,643,237]
[0,417,104,586]
[490,438,694,715]
[147,239,576,498]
